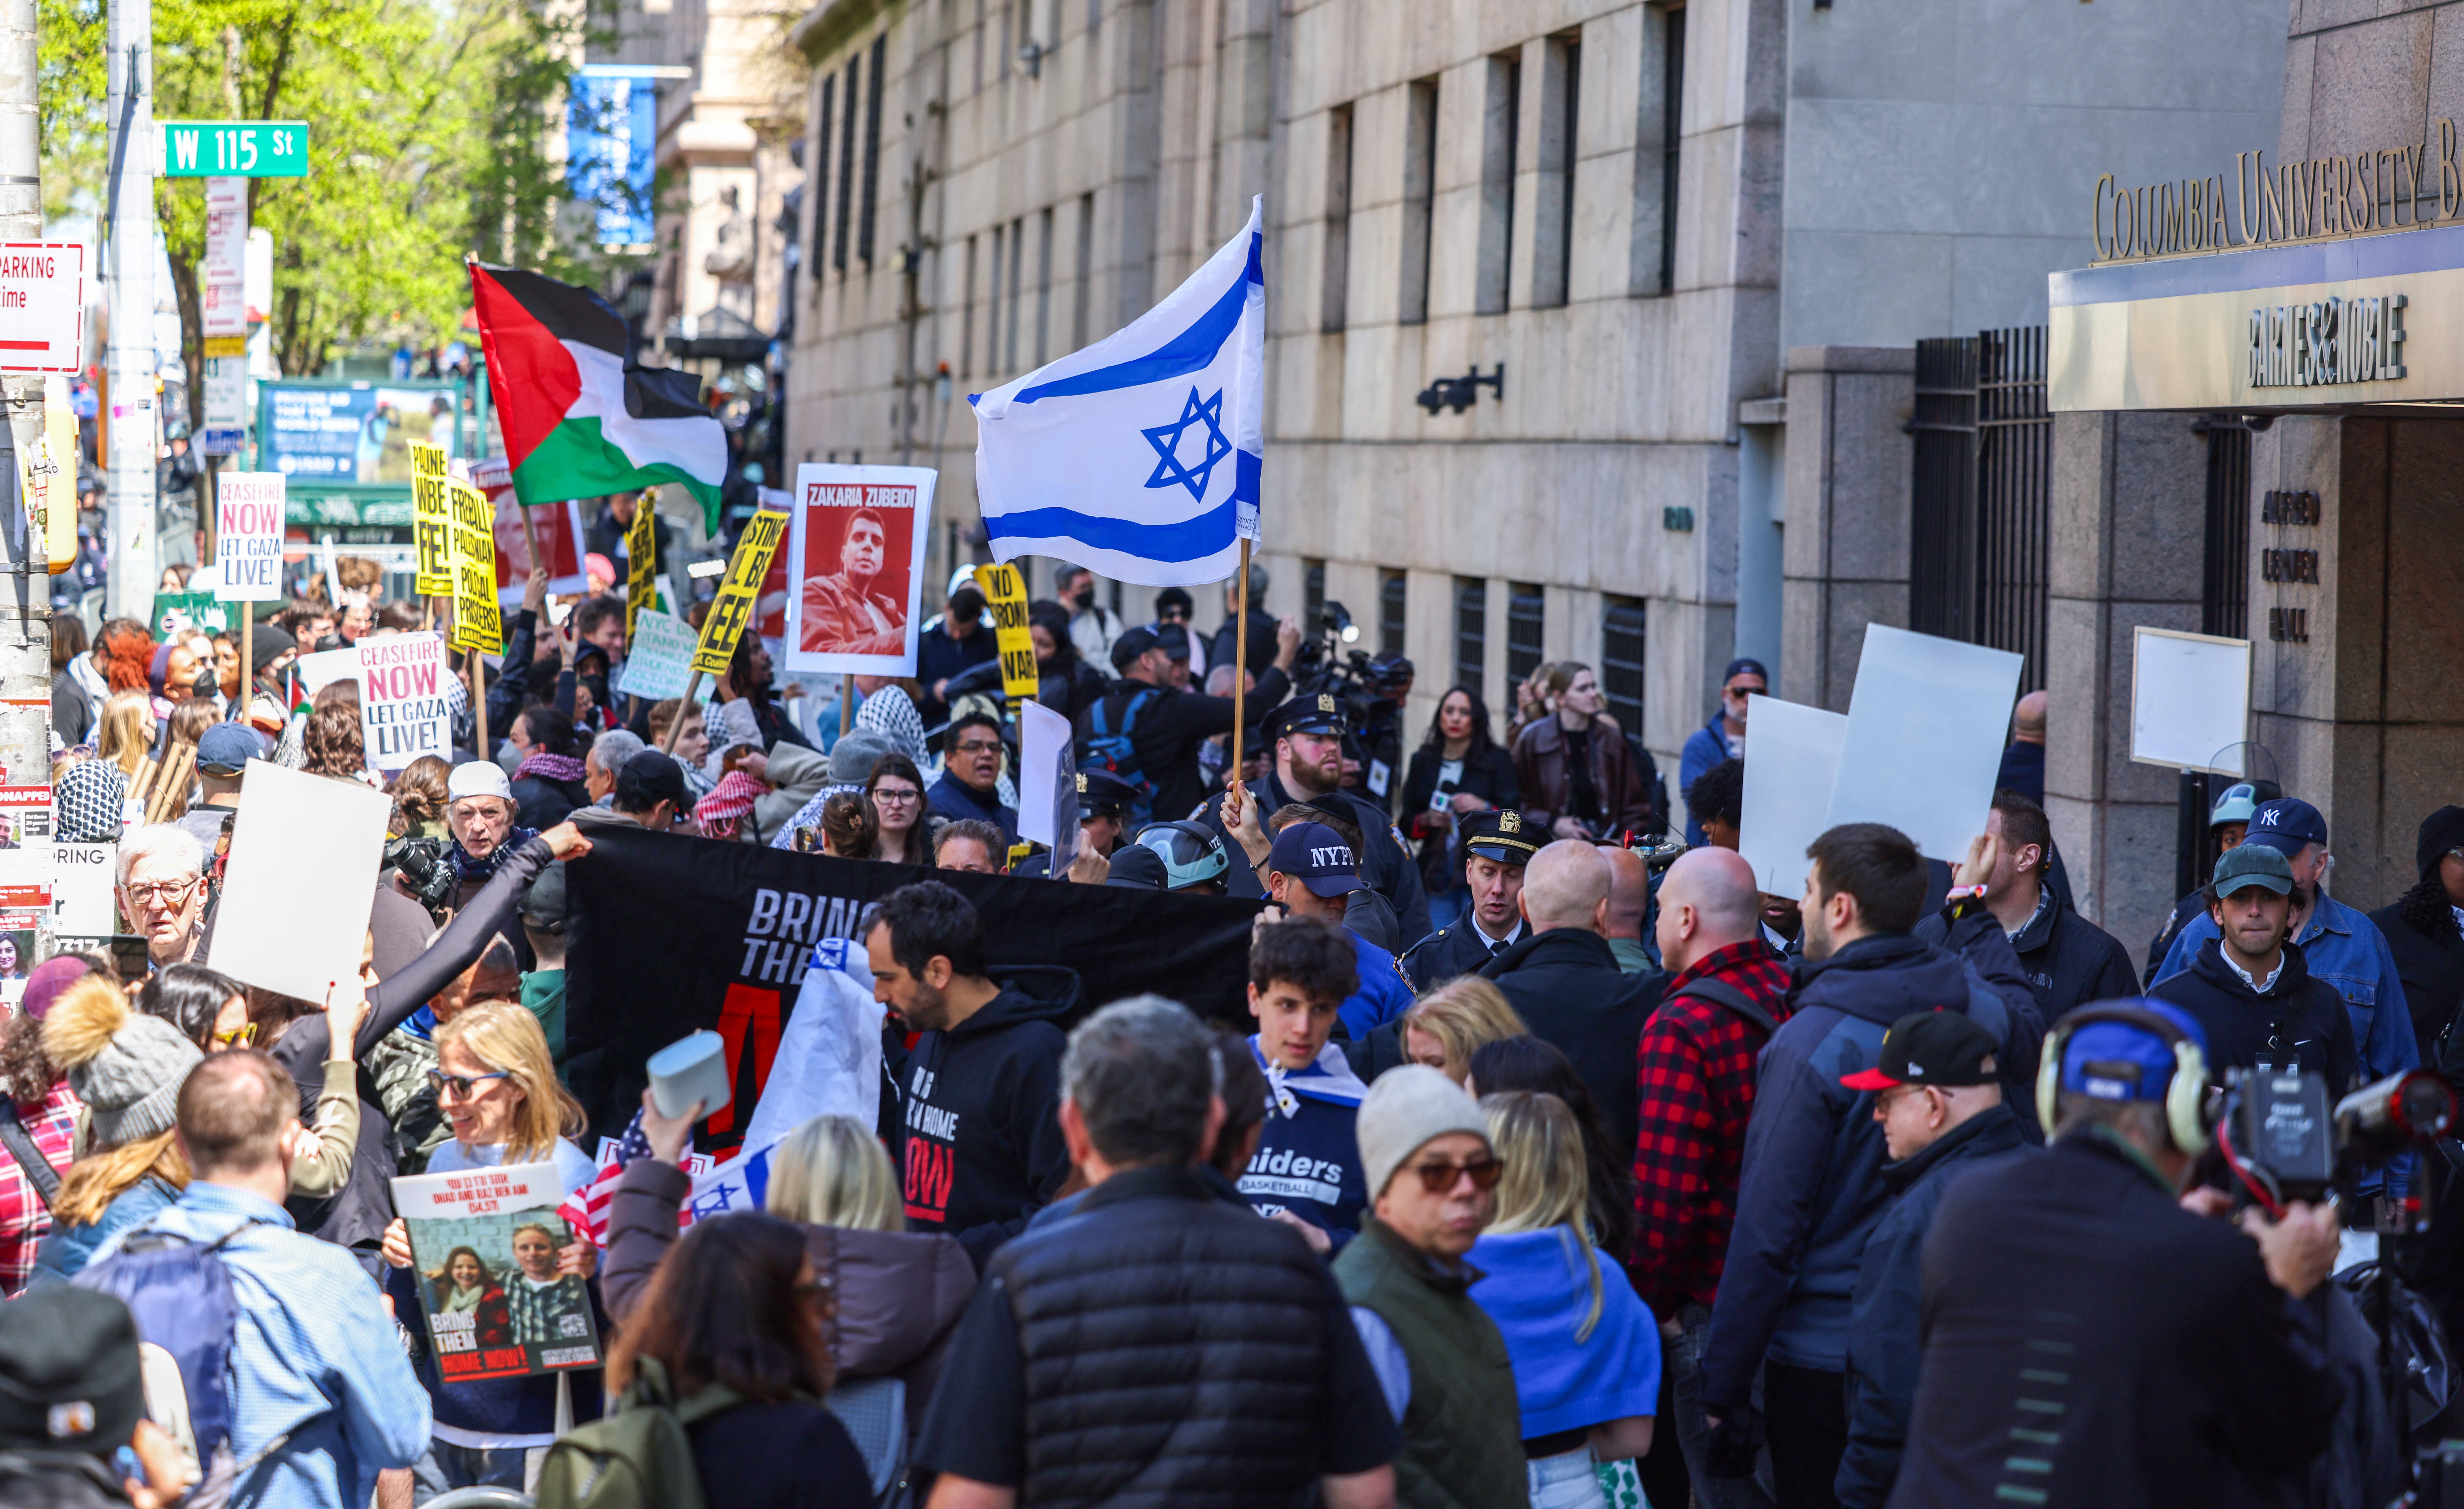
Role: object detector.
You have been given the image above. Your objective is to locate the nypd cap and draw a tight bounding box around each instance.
[1263,692,1347,742]
[1461,808,1539,866]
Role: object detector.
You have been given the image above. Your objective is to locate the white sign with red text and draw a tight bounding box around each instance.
[214,473,287,600]
[358,633,454,771]
[0,243,84,373]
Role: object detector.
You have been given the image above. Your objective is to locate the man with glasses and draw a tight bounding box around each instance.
[930,710,1019,842]
[1334,1063,1523,1509]
[1680,658,1767,849]
[115,824,210,972]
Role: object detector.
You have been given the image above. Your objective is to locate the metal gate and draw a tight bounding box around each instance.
[2174,417,2255,898]
[1908,327,2050,693]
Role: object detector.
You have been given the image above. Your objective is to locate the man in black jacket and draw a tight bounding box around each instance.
[2148,843,2356,1094]
[1077,618,1299,826]
[868,881,1079,1269]
[1833,1012,2030,1509]
[1196,693,1434,944]
[1914,792,2135,1025]
[913,995,1400,1509]
[1892,1001,2341,1509]
[2376,805,2464,1070]
[1476,840,1664,1167]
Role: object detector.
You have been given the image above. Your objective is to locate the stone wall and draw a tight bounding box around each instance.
[1779,345,1912,714]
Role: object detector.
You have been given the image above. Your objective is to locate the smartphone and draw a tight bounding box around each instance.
[108,934,151,980]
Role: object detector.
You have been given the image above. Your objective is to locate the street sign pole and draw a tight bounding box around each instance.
[105,0,156,623]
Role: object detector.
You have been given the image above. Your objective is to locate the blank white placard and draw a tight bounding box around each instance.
[2130,626,2250,776]
[1016,699,1079,872]
[1738,697,1850,898]
[211,759,392,1004]
[1824,624,2024,865]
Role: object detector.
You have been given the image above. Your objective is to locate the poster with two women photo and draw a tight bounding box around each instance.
[391,1161,601,1382]
[781,463,936,677]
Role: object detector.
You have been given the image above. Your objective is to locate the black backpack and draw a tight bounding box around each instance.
[1078,688,1162,825]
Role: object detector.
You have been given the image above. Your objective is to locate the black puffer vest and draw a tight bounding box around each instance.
[995,1163,1334,1507]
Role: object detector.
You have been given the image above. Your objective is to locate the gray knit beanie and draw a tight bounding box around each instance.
[1355,1064,1494,1200]
[68,1009,202,1147]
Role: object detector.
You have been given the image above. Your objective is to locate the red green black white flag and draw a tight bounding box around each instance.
[468,262,727,529]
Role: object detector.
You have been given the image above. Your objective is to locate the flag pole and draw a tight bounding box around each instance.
[1227,539,1251,793]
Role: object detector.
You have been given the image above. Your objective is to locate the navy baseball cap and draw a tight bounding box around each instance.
[2059,1001,2208,1104]
[2242,797,2327,856]
[1842,1010,1999,1091]
[1722,658,1769,686]
[1152,623,1191,661]
[1109,625,1162,670]
[1268,821,1363,898]
[195,722,264,776]
[1104,844,1167,890]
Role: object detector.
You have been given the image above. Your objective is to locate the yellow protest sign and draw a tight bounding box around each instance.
[976,563,1039,710]
[21,375,77,574]
[447,478,502,653]
[411,442,454,597]
[625,492,656,648]
[691,509,788,676]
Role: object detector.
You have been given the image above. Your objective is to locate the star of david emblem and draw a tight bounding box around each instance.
[1141,387,1233,501]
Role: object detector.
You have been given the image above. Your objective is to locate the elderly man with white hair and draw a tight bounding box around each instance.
[117,823,210,971]
[582,729,645,807]
[1476,838,1666,1167]
[441,760,535,909]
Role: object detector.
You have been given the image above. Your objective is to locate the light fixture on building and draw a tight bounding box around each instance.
[1415,364,1504,415]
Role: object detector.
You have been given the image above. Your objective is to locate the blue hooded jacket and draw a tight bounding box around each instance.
[1698,910,2039,1409]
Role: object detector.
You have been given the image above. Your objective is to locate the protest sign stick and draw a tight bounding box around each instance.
[661,671,706,754]
[840,673,853,737]
[470,652,489,757]
[235,622,250,724]
[1227,539,1251,788]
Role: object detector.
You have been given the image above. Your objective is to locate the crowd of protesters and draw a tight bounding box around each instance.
[5,546,2462,1509]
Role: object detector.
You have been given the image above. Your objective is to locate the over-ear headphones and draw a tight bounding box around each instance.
[2035,1003,2211,1155]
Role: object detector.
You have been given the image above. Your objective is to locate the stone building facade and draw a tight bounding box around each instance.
[779,0,2274,862]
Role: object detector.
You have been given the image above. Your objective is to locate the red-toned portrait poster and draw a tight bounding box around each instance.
[782,463,937,676]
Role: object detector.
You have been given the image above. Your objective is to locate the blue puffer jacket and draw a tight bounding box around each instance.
[27,1174,180,1286]
[1698,911,2040,1409]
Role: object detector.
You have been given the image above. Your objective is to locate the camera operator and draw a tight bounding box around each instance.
[1890,1001,2341,1508]
[2149,844,2357,1096]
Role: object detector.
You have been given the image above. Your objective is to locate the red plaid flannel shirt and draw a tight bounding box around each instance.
[1631,939,1793,1320]
[0,1079,81,1296]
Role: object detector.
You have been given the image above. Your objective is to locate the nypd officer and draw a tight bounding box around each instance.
[1399,809,1540,989]
[1197,692,1432,943]
[1015,768,1141,878]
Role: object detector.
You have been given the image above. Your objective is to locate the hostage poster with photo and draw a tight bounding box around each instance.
[391,1161,602,1383]
[781,463,935,676]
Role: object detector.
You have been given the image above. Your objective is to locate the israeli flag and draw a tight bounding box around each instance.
[973,197,1264,586]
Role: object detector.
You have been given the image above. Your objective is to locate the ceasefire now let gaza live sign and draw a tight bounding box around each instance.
[158,121,310,177]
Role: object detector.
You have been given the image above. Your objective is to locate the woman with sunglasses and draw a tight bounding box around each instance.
[594,1212,873,1508]
[1467,1091,1660,1509]
[1332,1064,1526,1509]
[379,1000,602,1495]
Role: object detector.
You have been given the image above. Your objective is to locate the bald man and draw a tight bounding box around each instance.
[1598,844,1657,974]
[1478,839,1666,1166]
[1633,847,1797,1508]
[1995,689,2048,805]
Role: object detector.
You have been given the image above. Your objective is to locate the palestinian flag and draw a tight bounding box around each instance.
[468,262,727,529]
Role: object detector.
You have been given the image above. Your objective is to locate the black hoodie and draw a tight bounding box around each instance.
[885,964,1083,1270]
[2148,935,2356,1093]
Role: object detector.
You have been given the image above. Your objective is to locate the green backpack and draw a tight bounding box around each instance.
[533,1359,742,1509]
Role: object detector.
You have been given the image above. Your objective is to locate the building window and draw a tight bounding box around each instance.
[985,224,1003,373]
[1322,103,1353,333]
[809,74,835,298]
[1072,192,1094,348]
[1506,583,1544,686]
[1379,570,1407,657]
[1602,596,1646,737]
[1304,558,1327,632]
[1454,577,1488,695]
[858,34,887,266]
[1034,205,1054,367]
[1658,6,1685,296]
[1400,76,1438,325]
[1534,32,1580,309]
[1005,216,1025,370]
[1476,52,1519,316]
[959,234,978,378]
[973,0,986,92]
[832,53,861,272]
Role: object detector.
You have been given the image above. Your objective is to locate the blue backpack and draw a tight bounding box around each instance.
[73,1223,250,1470]
[1080,688,1162,824]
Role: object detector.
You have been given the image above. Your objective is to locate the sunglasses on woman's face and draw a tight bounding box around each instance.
[426,1067,512,1101]
[1408,1154,1504,1195]
[212,1022,257,1049]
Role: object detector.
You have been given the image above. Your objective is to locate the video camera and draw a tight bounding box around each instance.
[2215,1065,2455,1228]
[386,835,458,915]
[1290,600,1410,751]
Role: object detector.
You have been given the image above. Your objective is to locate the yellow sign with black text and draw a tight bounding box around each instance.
[976,563,1038,711]
[411,442,454,597]
[692,510,788,677]
[447,479,501,653]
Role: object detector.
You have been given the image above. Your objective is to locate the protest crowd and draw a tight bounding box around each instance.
[8,530,2464,1509]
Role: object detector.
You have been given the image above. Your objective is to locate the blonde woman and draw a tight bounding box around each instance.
[1401,979,1530,1085]
[1468,1091,1660,1509]
[602,1104,978,1428]
[377,1000,600,1492]
[96,688,155,780]
[31,975,204,1283]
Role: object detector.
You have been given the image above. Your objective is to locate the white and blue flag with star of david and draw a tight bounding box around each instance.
[971,197,1263,586]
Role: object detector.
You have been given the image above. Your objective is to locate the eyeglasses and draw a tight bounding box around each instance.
[425,1067,513,1101]
[873,788,921,805]
[211,1022,258,1049]
[953,739,1001,755]
[122,877,201,908]
[1407,1155,1505,1195]
[1724,683,1766,699]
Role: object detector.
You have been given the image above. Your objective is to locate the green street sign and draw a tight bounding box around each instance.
[159,120,310,178]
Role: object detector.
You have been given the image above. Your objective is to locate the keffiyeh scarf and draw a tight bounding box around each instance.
[694,769,767,840]
[446,826,540,887]
[515,750,588,785]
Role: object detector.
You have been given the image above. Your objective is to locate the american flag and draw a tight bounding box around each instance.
[557,1111,651,1248]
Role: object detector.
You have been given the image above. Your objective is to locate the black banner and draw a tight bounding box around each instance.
[565,826,1263,1146]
